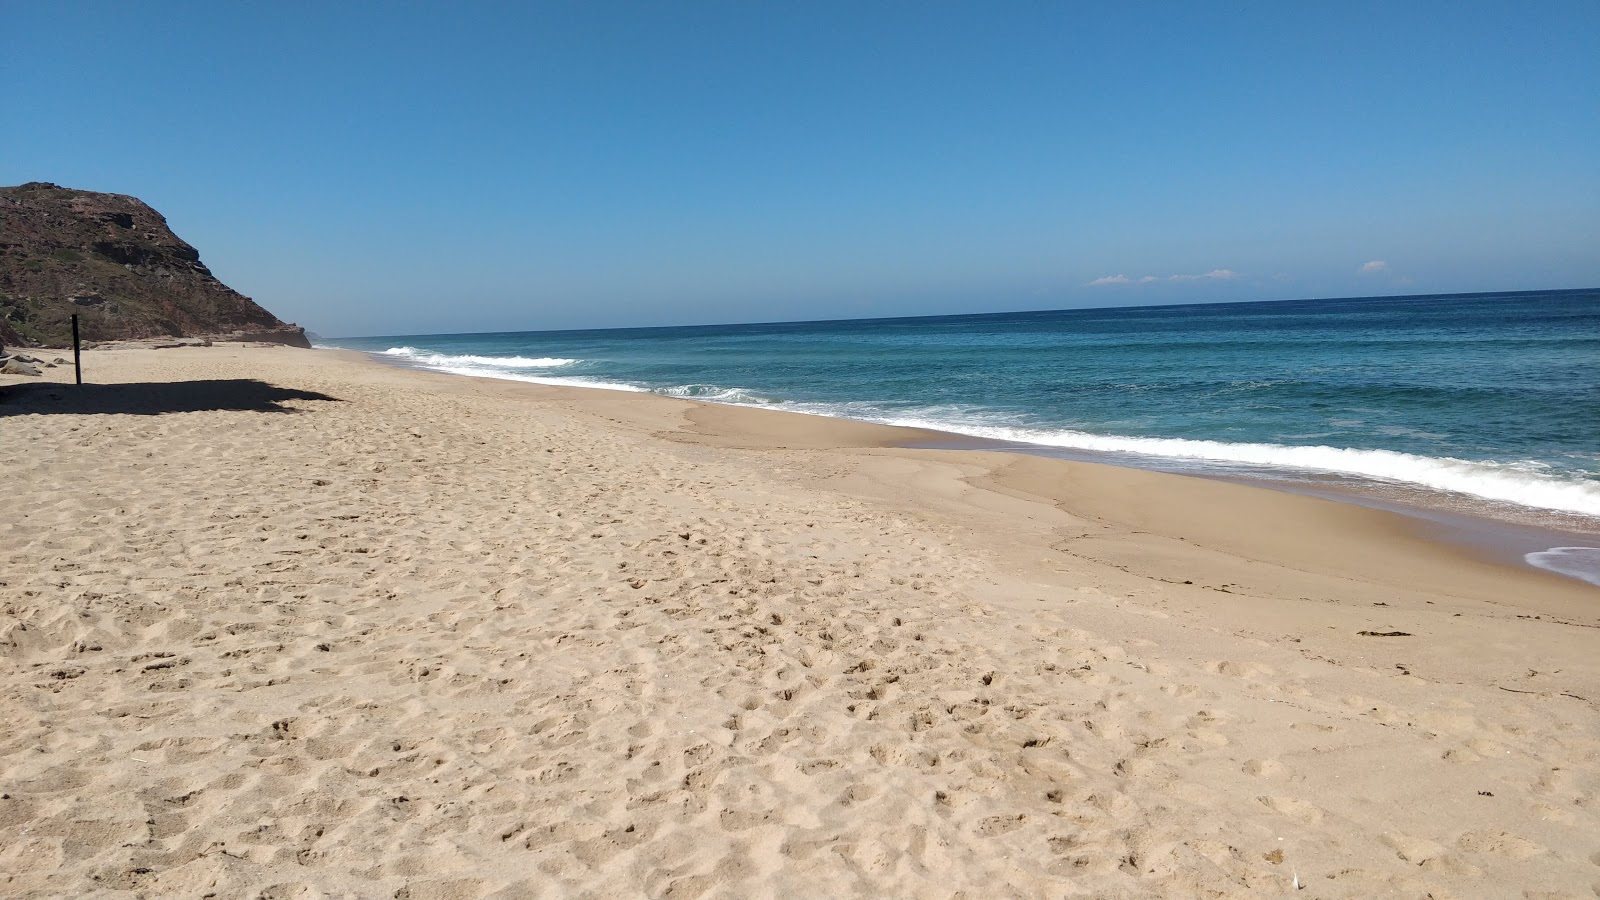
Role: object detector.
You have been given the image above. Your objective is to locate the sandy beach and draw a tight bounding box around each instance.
[3,346,1598,898]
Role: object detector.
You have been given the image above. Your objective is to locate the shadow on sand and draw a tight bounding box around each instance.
[0,379,340,416]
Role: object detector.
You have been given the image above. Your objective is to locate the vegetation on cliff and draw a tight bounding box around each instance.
[0,182,308,348]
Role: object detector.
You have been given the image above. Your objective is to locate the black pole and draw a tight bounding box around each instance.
[71,313,82,385]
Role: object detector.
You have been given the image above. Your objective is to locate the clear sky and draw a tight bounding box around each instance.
[5,2,1597,337]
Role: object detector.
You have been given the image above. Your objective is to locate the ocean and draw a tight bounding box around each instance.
[326,288,1600,586]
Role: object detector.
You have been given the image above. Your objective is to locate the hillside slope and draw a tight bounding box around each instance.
[0,182,308,348]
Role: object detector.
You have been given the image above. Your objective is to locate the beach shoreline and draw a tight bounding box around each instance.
[906,433,1600,587]
[4,344,1598,898]
[358,343,1600,590]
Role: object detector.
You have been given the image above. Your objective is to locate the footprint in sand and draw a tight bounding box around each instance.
[1290,722,1337,733]
[1160,682,1214,700]
[974,813,1027,837]
[1381,832,1447,864]
[1456,830,1545,860]
[1206,660,1274,678]
[1187,729,1229,748]
[1257,794,1324,824]
[1242,759,1286,778]
[1466,738,1510,757]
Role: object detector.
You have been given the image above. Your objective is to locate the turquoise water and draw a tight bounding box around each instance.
[328,289,1600,582]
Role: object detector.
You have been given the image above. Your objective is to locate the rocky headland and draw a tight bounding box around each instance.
[0,182,309,352]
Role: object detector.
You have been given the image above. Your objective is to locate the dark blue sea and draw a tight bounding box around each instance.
[327,289,1600,585]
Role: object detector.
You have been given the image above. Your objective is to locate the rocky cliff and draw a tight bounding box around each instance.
[0,182,309,348]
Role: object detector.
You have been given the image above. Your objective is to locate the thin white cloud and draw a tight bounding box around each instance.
[1359,260,1389,274]
[1169,268,1239,282]
[1088,268,1240,286]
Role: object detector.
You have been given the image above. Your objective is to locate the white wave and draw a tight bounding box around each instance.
[1524,547,1600,587]
[382,346,577,368]
[374,347,634,392]
[659,384,774,405]
[861,417,1600,518]
[425,365,645,393]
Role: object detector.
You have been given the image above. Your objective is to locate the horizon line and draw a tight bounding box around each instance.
[322,285,1598,341]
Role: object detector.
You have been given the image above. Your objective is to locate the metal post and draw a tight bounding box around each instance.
[71,313,82,385]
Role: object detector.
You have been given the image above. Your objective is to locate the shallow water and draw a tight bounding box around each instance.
[1523,547,1600,587]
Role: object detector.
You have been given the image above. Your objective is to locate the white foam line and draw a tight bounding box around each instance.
[428,365,646,393]
[382,346,578,368]
[367,355,1600,520]
[1524,547,1600,587]
[866,417,1600,519]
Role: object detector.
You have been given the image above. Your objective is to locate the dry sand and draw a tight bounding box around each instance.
[2,346,1598,899]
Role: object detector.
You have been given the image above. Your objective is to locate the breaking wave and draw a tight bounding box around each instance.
[381,347,578,368]
[867,416,1600,519]
[659,384,775,405]
[377,347,641,392]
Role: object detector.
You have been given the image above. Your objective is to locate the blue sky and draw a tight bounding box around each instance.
[5,2,1597,337]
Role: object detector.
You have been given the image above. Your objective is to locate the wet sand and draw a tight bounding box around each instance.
[905,433,1600,588]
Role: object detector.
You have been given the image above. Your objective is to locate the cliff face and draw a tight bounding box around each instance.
[0,182,309,348]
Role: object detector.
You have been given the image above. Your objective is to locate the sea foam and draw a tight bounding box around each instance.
[380,348,644,393]
[382,347,578,368]
[868,416,1600,519]
[661,384,774,405]
[1524,547,1600,587]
